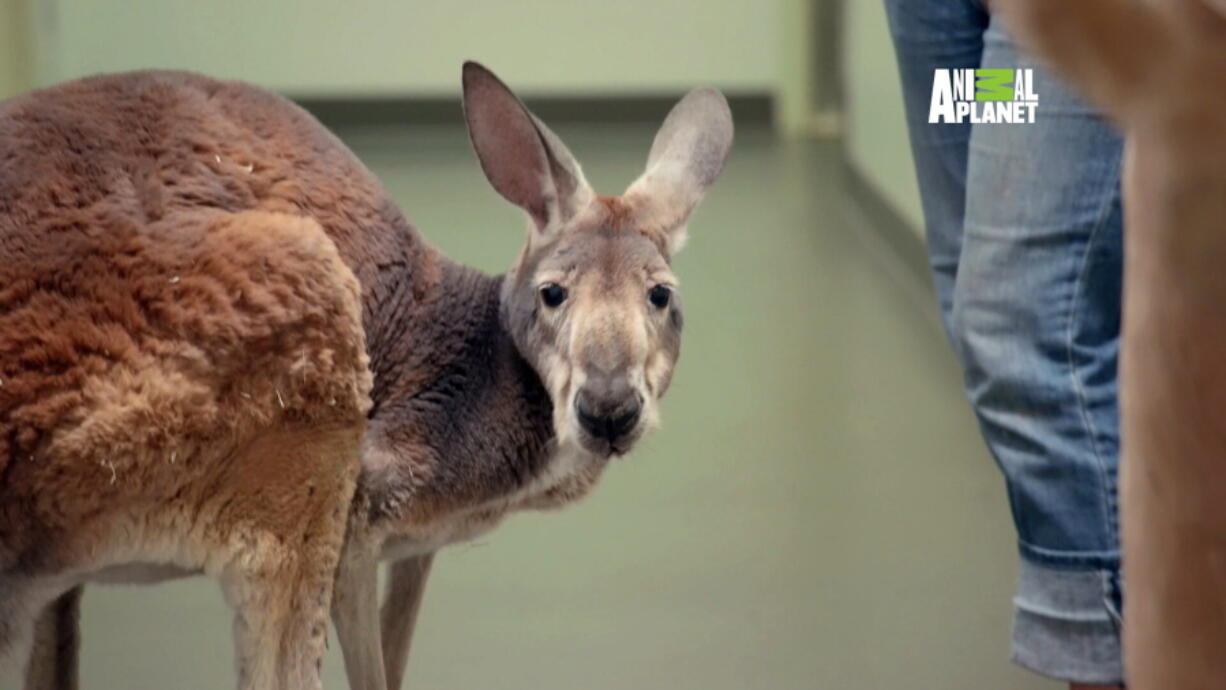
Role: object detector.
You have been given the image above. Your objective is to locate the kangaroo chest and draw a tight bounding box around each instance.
[378,443,602,561]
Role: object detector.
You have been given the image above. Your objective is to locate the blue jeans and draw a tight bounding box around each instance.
[884,1,1125,684]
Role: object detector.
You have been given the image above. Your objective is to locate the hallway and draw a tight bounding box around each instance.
[68,121,1055,689]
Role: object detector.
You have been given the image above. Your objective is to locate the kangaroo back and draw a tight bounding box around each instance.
[0,71,386,567]
[0,70,403,688]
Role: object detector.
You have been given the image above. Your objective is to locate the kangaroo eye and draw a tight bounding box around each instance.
[648,285,671,309]
[540,283,568,308]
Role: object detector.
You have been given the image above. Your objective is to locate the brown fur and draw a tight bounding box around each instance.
[0,71,377,686]
[594,195,670,254]
[0,73,376,553]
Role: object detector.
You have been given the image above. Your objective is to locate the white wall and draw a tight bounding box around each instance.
[842,0,924,233]
[34,0,779,97]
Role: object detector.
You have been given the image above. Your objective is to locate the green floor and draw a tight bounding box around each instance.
[12,123,1057,689]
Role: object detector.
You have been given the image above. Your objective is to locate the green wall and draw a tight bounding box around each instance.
[842,1,924,234]
[0,0,30,99]
[34,0,779,97]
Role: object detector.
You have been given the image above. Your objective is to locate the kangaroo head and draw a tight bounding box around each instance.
[461,61,732,458]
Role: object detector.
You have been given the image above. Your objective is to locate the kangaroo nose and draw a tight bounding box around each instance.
[575,377,642,443]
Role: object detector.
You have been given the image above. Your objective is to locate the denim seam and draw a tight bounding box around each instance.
[1062,150,1123,559]
[1017,539,1119,570]
[1012,600,1114,623]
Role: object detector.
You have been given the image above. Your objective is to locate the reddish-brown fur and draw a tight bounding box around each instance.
[595,195,670,254]
[0,71,376,569]
[0,70,385,688]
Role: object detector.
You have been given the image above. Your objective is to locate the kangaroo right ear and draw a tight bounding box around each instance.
[462,61,593,237]
[623,88,733,255]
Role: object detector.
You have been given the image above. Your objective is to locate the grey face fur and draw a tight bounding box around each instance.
[462,61,732,457]
[502,225,683,455]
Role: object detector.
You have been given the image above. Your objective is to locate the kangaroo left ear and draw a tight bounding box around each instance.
[462,61,594,239]
[623,88,734,255]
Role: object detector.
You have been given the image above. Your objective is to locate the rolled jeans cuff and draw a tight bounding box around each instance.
[1010,558,1124,685]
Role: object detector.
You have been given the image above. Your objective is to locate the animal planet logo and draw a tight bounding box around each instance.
[929,68,1038,124]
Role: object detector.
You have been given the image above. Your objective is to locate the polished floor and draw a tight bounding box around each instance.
[5,122,1057,689]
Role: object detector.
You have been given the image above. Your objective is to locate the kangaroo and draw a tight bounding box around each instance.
[0,61,732,690]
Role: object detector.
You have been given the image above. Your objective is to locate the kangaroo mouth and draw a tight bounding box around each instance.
[575,427,641,458]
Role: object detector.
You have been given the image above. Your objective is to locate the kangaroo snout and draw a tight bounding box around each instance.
[575,376,643,451]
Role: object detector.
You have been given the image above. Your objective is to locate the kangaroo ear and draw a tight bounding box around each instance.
[994,0,1171,121]
[624,88,733,255]
[462,61,593,236]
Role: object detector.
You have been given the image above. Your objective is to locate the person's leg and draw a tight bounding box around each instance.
[883,0,987,335]
[886,3,1126,685]
[953,13,1125,687]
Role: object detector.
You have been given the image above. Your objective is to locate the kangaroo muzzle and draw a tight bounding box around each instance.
[574,372,643,452]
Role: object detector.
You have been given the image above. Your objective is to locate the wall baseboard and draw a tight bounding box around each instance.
[295,94,773,129]
[839,155,947,336]
[841,158,929,279]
